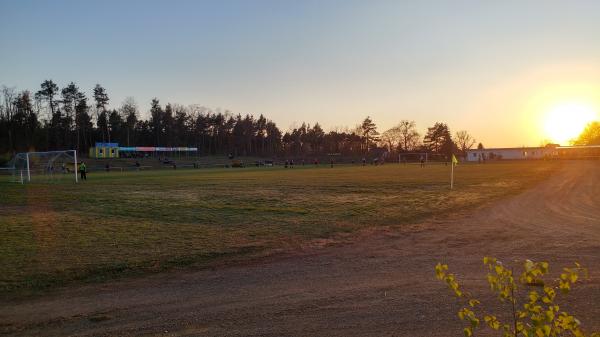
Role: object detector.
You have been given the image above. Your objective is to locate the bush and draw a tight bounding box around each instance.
[435,257,599,337]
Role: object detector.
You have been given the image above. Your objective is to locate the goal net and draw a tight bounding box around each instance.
[6,150,78,183]
[398,153,450,164]
[398,152,429,163]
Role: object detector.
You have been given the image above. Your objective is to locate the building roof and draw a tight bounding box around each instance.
[467,144,600,152]
[556,145,600,149]
[467,146,547,152]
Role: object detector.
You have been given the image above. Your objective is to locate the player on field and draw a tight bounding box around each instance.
[79,162,87,180]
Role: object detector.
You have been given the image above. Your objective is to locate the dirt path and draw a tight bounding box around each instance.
[2,161,599,337]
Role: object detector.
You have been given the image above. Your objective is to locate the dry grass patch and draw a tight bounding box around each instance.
[0,161,560,296]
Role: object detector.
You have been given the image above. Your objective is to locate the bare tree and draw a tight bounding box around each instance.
[397,120,420,151]
[380,127,401,152]
[455,130,476,156]
[2,86,18,151]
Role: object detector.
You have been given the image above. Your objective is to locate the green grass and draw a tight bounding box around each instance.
[0,161,560,296]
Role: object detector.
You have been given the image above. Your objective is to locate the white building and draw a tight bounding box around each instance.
[466,146,557,162]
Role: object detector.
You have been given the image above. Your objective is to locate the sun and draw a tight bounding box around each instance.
[543,102,598,145]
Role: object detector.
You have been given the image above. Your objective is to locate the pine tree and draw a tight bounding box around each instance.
[361,116,379,153]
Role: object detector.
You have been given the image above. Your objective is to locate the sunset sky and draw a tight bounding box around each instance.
[1,0,599,147]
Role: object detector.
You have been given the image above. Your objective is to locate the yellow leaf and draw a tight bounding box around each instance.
[524,259,535,272]
[464,327,472,337]
[536,327,545,337]
[492,321,500,329]
[570,273,578,283]
[543,325,551,336]
[469,299,480,307]
[529,291,539,302]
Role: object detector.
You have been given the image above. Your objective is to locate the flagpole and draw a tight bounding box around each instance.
[451,161,454,189]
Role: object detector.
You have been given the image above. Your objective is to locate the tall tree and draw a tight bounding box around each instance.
[163,103,175,146]
[381,120,420,153]
[306,123,325,154]
[397,120,420,151]
[11,91,39,151]
[35,80,59,119]
[423,122,454,156]
[360,116,379,153]
[149,98,163,146]
[93,84,110,142]
[34,80,59,148]
[61,82,80,147]
[572,121,600,145]
[173,104,189,146]
[2,86,18,152]
[74,91,92,151]
[120,97,138,146]
[96,110,109,143]
[108,109,123,144]
[380,127,401,153]
[255,114,267,154]
[265,120,282,155]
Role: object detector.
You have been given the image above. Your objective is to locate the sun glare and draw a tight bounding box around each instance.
[543,102,598,145]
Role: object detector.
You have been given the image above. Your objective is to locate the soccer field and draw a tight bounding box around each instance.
[0,162,559,295]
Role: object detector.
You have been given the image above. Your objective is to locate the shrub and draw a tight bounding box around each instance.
[435,257,599,337]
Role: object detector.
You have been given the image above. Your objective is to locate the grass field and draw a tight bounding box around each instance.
[0,161,560,296]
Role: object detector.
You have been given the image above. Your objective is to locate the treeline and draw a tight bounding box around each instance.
[572,121,600,146]
[0,80,478,159]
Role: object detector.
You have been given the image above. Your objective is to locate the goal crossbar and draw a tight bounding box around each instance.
[8,150,78,183]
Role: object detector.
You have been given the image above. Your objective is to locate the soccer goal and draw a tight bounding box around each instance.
[398,152,428,163]
[6,150,78,183]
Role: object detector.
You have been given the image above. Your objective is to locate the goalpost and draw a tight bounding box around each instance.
[398,153,451,164]
[398,152,428,163]
[6,150,78,183]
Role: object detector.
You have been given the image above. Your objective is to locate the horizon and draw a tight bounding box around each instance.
[2,0,600,147]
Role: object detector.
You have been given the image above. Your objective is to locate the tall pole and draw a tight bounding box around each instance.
[450,161,454,189]
[73,150,78,183]
[26,153,31,182]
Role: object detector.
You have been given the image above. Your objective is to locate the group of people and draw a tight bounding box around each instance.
[44,163,73,174]
[282,157,394,168]
[283,158,334,168]
[73,154,426,182]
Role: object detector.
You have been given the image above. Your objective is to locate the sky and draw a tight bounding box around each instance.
[1,0,600,147]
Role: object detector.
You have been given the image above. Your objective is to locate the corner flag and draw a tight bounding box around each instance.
[450,154,458,189]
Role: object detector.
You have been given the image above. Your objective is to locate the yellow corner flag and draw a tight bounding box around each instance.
[450,154,458,189]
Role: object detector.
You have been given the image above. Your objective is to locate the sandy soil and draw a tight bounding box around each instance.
[1,161,599,337]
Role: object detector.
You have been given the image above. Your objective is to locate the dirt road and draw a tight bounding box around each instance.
[2,161,599,336]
